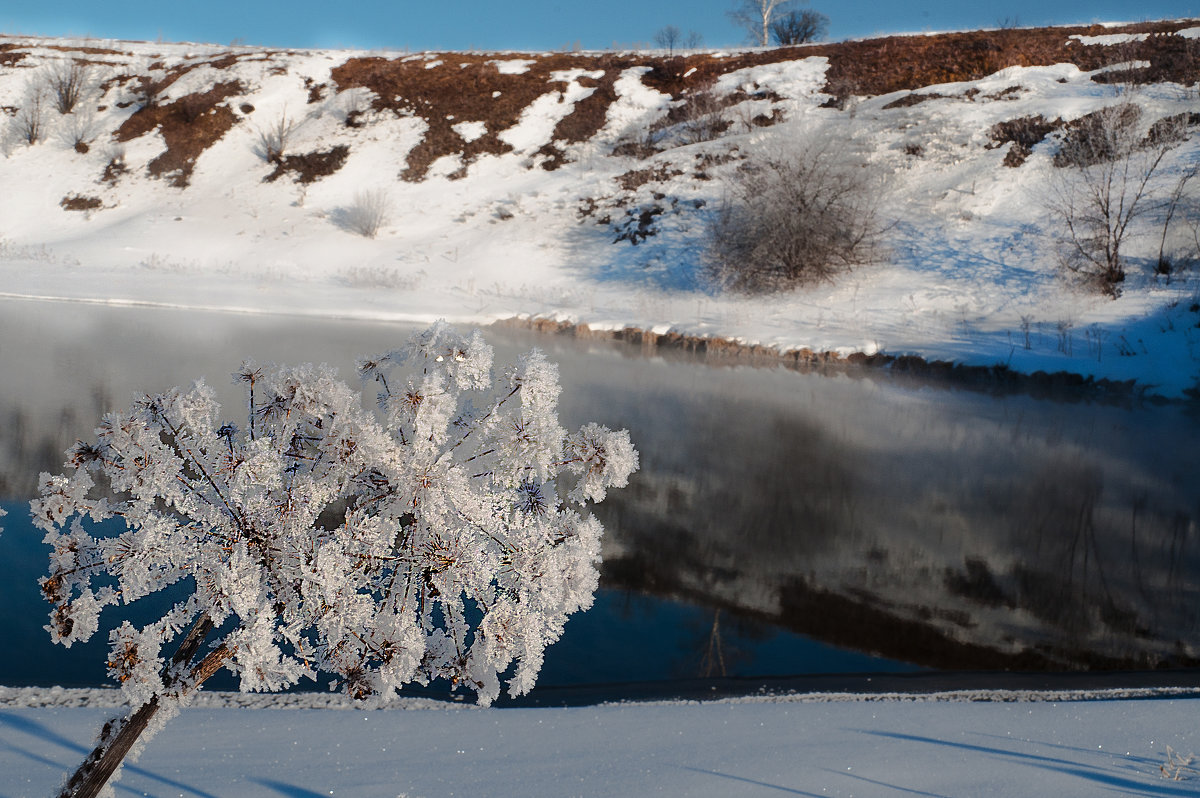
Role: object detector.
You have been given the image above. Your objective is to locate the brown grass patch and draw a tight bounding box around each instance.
[989,114,1061,166]
[816,21,1200,99]
[303,77,327,104]
[616,164,684,191]
[100,155,129,184]
[60,194,103,211]
[332,55,585,180]
[311,20,1199,179]
[264,144,350,184]
[0,44,26,67]
[115,80,246,187]
[881,91,949,109]
[537,71,621,169]
[100,51,268,108]
[40,43,129,56]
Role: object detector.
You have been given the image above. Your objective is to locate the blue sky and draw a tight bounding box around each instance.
[2,0,1197,51]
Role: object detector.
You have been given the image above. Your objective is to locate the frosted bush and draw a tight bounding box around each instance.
[34,321,636,797]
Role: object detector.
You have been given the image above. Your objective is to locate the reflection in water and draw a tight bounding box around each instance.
[1,300,1198,686]
[580,351,1200,672]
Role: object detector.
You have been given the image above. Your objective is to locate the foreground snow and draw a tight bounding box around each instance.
[3,687,1198,796]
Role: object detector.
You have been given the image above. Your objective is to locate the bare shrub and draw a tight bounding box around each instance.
[989,114,1059,166]
[340,189,389,238]
[11,83,47,145]
[1054,103,1143,168]
[43,61,93,115]
[59,108,98,152]
[256,110,298,163]
[706,136,888,292]
[1154,158,1199,279]
[100,145,128,184]
[1048,101,1179,295]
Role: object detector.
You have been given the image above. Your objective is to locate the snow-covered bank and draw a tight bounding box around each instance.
[3,22,1200,397]
[4,688,1198,796]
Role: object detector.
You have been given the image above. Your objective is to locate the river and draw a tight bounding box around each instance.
[2,299,1198,699]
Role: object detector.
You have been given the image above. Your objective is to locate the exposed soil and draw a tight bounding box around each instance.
[59,194,103,211]
[99,155,129,185]
[5,19,1196,186]
[616,164,684,192]
[326,19,1198,180]
[331,54,590,180]
[114,80,246,187]
[536,71,621,169]
[0,45,26,67]
[882,91,949,110]
[263,144,350,184]
[989,114,1061,166]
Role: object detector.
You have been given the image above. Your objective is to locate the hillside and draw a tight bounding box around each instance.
[2,20,1200,394]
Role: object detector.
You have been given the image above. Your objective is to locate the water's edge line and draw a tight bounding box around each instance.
[0,293,1170,403]
[3,684,1198,711]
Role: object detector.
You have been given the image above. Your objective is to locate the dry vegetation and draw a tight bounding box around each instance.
[264,145,351,184]
[59,194,103,211]
[321,19,1200,181]
[1,18,1196,189]
[113,80,246,187]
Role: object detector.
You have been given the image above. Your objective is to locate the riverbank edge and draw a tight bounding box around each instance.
[4,681,1200,711]
[494,316,1192,404]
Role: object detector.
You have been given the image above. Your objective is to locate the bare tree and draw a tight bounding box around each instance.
[654,26,703,55]
[770,9,828,45]
[1049,102,1179,296]
[729,0,797,47]
[1146,115,1200,277]
[654,25,683,55]
[11,82,48,146]
[43,61,93,115]
[706,134,888,291]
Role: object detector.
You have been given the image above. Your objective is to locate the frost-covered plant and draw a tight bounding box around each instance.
[34,322,636,798]
[1161,745,1197,780]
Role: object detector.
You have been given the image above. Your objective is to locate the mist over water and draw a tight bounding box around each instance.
[2,299,1198,693]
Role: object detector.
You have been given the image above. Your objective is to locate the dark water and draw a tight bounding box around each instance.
[2,299,1199,699]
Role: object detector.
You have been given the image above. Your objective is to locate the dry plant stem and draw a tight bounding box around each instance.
[57,616,231,798]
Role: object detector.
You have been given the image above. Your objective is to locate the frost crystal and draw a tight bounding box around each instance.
[34,323,637,708]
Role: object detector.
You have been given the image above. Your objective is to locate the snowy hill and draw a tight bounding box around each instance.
[2,20,1200,395]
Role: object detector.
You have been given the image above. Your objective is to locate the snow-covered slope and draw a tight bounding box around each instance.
[2,21,1200,394]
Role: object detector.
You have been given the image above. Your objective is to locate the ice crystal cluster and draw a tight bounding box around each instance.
[32,322,637,706]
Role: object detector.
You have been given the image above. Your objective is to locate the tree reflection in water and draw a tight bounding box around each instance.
[2,302,1199,680]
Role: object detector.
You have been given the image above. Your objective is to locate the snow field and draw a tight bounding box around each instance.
[4,694,1198,796]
